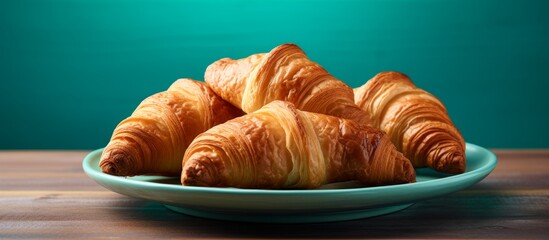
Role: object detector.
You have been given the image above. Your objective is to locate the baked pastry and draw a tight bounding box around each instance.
[354,72,466,174]
[205,43,372,126]
[99,79,244,176]
[182,101,415,189]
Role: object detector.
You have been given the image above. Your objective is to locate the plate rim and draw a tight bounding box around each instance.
[82,142,497,222]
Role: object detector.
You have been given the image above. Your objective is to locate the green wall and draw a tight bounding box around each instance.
[1,0,548,149]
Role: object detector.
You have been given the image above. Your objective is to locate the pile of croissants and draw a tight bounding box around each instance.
[99,43,465,189]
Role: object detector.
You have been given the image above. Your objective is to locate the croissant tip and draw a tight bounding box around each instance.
[399,154,417,183]
[447,154,466,174]
[99,151,134,176]
[182,157,223,187]
[432,151,466,174]
[405,167,417,184]
[99,159,127,176]
[100,162,120,175]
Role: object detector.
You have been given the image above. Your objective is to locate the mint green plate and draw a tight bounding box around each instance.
[82,143,496,223]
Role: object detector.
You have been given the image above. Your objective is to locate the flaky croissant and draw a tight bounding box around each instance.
[99,79,244,176]
[354,72,466,174]
[205,43,372,126]
[181,101,415,189]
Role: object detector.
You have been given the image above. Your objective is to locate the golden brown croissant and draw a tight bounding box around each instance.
[204,43,372,126]
[181,101,415,189]
[99,79,244,176]
[354,72,466,174]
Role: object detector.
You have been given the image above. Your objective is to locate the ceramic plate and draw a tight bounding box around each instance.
[83,142,496,223]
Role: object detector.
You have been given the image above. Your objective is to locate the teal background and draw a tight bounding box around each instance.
[1,0,548,149]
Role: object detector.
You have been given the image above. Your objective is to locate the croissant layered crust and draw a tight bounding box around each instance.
[205,43,372,126]
[99,79,244,176]
[354,72,466,174]
[182,101,415,189]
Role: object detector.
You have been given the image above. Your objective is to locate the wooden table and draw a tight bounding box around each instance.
[1,150,548,239]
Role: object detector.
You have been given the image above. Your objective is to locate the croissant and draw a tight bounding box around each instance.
[181,101,415,189]
[99,79,244,176]
[354,72,466,174]
[204,43,372,126]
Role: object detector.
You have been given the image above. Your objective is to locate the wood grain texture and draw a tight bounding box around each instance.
[0,150,548,239]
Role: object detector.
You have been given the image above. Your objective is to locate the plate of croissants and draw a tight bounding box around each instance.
[83,43,497,223]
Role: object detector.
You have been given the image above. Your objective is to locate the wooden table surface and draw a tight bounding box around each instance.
[1,150,548,239]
